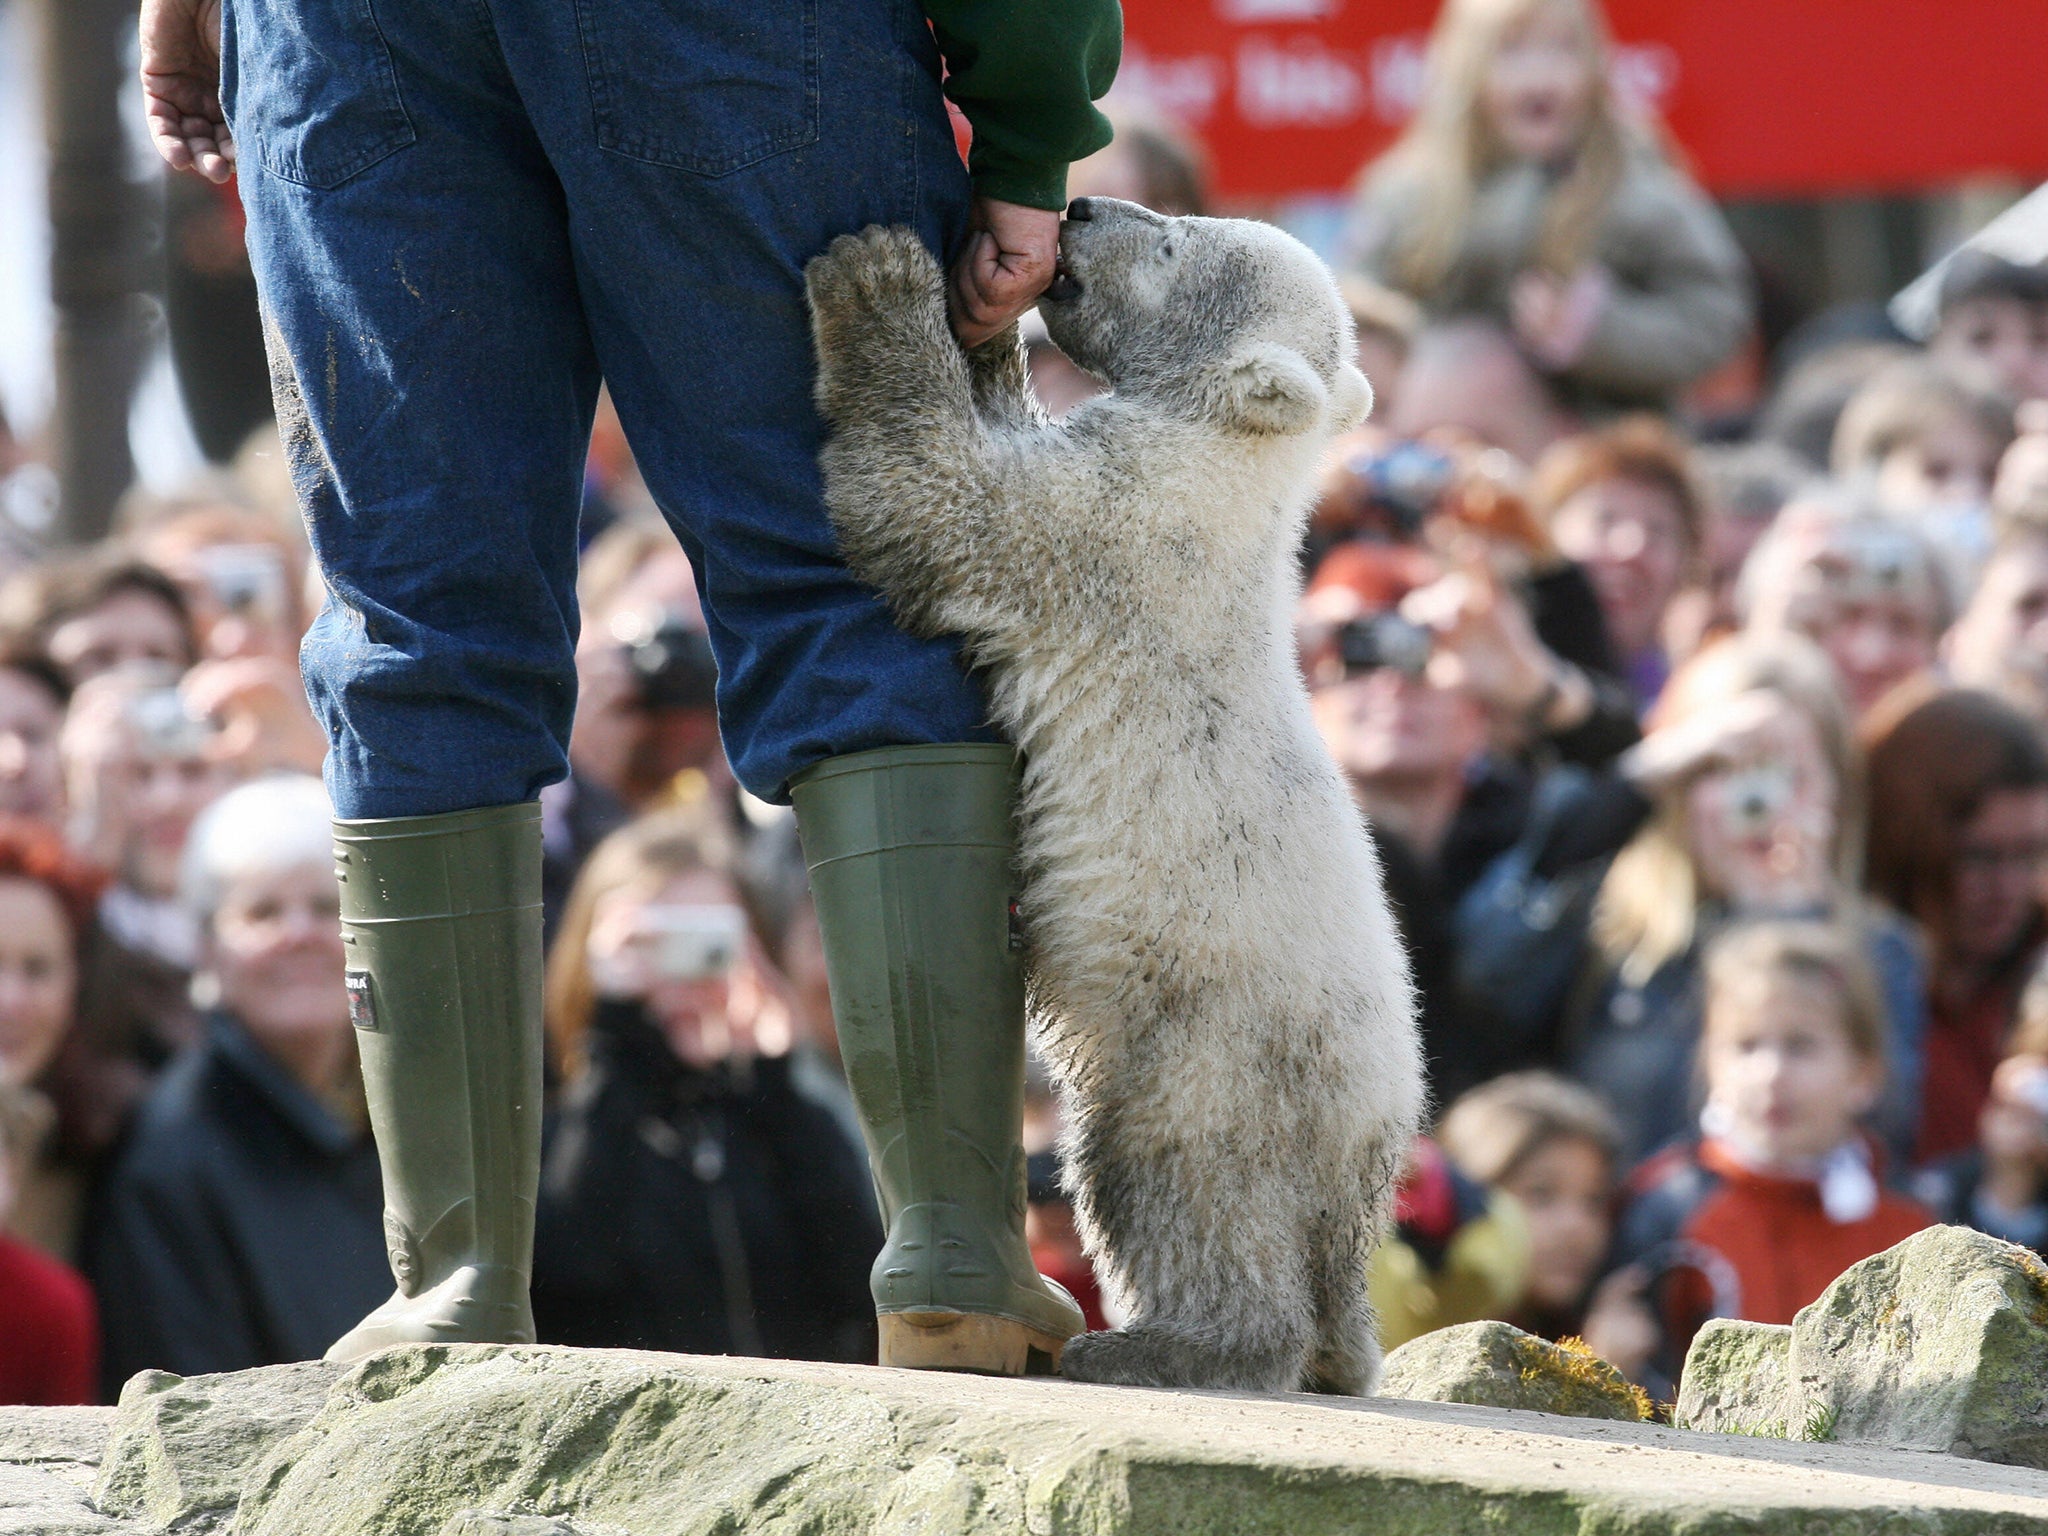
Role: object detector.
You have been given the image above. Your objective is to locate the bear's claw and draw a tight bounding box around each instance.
[805,225,943,329]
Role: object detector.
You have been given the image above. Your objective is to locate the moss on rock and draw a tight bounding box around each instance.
[1379,1320,1651,1421]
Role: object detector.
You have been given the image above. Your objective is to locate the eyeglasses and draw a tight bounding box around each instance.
[1954,842,2048,874]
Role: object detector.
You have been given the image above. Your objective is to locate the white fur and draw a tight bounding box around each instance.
[804,203,1422,1394]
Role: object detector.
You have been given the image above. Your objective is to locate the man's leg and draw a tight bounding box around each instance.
[493,0,1081,1371]
[225,0,593,1356]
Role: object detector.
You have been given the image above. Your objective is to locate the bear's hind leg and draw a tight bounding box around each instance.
[1302,1267,1383,1396]
[1057,1103,1318,1394]
[1303,1142,1401,1395]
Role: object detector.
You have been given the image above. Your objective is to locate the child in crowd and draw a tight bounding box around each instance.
[1831,360,2014,583]
[0,1084,97,1405]
[1369,1135,1530,1351]
[1925,250,2048,406]
[1439,1072,1657,1380]
[1612,921,1930,1389]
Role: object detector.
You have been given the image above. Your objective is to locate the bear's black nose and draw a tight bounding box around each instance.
[1066,197,1093,222]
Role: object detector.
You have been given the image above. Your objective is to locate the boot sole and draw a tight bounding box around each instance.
[880,1311,1069,1376]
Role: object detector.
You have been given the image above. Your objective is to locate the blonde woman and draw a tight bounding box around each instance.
[1562,633,1925,1162]
[534,806,878,1362]
[1344,0,1749,410]
[1454,632,1925,1161]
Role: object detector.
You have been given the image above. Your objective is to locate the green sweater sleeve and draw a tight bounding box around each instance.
[921,0,1123,211]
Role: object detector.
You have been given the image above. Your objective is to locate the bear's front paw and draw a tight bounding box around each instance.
[805,225,945,336]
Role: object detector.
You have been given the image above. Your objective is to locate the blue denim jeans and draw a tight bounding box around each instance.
[223,0,995,818]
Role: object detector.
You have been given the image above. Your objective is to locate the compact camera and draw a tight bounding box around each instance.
[613,611,720,710]
[1335,613,1433,679]
[633,903,747,983]
[1342,441,1458,535]
[194,543,290,622]
[1718,762,1794,840]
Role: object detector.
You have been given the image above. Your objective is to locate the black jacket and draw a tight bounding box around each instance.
[84,1014,387,1398]
[532,1004,879,1362]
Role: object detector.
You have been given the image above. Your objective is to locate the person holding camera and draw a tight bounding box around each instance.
[1545,634,1927,1164]
[1302,540,1627,1099]
[531,807,877,1362]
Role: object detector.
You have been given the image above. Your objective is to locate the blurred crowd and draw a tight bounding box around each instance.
[8,0,2048,1413]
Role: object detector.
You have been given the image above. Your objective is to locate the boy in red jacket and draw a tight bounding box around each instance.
[1612,920,1930,1392]
[0,1086,97,1405]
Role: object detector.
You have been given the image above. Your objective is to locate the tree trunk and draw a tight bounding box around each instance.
[39,0,146,545]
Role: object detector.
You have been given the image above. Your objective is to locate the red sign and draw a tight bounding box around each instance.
[1116,0,2048,202]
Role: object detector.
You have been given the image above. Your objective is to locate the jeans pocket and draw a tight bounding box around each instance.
[573,0,821,175]
[222,0,416,190]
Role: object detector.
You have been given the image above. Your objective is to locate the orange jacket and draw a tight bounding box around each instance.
[1614,1136,1933,1377]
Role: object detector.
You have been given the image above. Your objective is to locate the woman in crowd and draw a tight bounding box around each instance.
[1863,686,2048,1164]
[1531,414,1708,711]
[0,556,196,691]
[86,776,387,1392]
[1344,0,1749,412]
[0,818,109,1261]
[533,806,878,1362]
[1738,491,1949,723]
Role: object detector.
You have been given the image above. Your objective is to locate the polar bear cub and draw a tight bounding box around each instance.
[804,198,1424,1394]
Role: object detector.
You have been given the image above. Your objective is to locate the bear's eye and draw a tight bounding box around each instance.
[1160,242,1176,260]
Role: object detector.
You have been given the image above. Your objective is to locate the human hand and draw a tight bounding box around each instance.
[1509,266,1608,369]
[1983,1055,2048,1173]
[1401,561,1572,729]
[181,656,327,776]
[140,0,234,183]
[1579,1265,1659,1381]
[948,197,1060,349]
[1623,689,1785,791]
[1682,706,1837,912]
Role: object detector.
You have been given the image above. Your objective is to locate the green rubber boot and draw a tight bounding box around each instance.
[790,744,1083,1374]
[323,802,545,1363]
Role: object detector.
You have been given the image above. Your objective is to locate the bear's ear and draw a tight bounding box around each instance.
[1209,342,1327,436]
[1331,362,1374,432]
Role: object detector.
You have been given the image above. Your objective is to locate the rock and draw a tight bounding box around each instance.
[0,1407,113,1470]
[1674,1226,2048,1466]
[0,1464,122,1536]
[92,1359,341,1531]
[1378,1320,1651,1421]
[437,1515,627,1536]
[1674,1320,1795,1434]
[1799,1225,2048,1465]
[33,1339,2048,1533]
